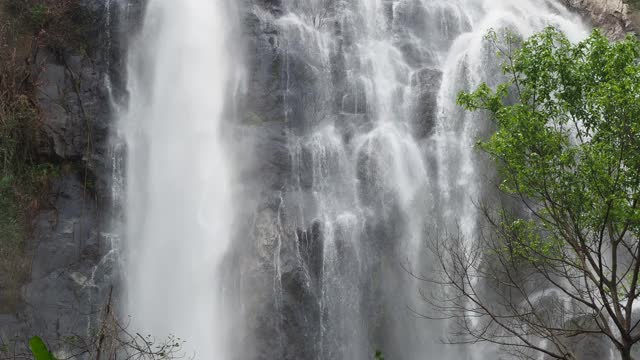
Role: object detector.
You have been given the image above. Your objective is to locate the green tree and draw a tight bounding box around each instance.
[428,28,640,360]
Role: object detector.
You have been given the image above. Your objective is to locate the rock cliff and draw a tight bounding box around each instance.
[564,0,639,38]
[0,0,140,354]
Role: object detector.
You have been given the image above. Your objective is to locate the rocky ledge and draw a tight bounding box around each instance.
[564,0,639,38]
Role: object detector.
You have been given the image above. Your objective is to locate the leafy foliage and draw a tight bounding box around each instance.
[427,27,640,360]
[459,28,640,274]
[28,337,56,360]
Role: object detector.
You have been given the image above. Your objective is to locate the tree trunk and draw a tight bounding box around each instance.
[620,346,634,360]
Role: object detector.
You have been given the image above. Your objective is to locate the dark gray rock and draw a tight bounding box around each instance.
[229,1,439,358]
[36,51,109,162]
[242,8,287,125]
[0,0,136,351]
[29,177,100,280]
[20,174,115,348]
[0,174,117,355]
[411,67,442,138]
[255,0,283,15]
[0,314,26,345]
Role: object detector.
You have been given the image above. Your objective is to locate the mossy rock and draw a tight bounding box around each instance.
[0,176,30,313]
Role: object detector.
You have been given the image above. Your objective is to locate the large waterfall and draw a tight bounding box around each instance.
[120,0,589,359]
[121,0,240,357]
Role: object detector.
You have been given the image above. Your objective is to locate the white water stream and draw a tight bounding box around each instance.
[122,0,237,357]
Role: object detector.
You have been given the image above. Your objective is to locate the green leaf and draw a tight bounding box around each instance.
[29,336,57,360]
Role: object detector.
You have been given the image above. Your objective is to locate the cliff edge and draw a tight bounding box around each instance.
[564,0,640,38]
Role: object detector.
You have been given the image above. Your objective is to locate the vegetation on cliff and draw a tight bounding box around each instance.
[4,0,96,52]
[0,0,93,312]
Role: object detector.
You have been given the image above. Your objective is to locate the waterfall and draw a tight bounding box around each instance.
[121,0,239,357]
[434,0,588,243]
[119,0,590,359]
[238,0,589,359]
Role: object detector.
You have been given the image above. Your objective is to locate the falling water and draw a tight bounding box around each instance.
[434,0,588,244]
[122,0,238,357]
[120,0,590,359]
[237,0,589,359]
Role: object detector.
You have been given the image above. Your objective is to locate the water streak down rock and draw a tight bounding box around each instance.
[223,1,589,359]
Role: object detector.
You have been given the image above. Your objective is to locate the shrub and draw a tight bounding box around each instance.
[0,2,65,312]
[3,0,96,52]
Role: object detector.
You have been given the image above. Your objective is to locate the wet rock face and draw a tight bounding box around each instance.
[231,0,434,358]
[36,52,111,164]
[411,68,442,138]
[0,174,116,351]
[564,0,637,38]
[0,0,142,351]
[21,176,115,344]
[32,0,139,208]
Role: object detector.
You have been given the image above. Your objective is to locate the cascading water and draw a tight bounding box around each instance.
[434,0,588,243]
[119,0,590,359]
[235,0,589,359]
[121,0,239,357]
